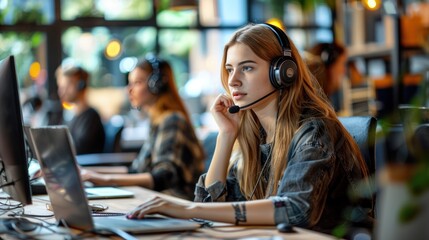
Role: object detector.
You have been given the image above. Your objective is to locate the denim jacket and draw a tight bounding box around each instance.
[194,118,368,233]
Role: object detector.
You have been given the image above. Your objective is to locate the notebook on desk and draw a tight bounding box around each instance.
[27,126,200,234]
[23,125,134,199]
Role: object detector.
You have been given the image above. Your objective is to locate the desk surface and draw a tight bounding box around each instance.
[2,187,338,240]
[76,152,137,166]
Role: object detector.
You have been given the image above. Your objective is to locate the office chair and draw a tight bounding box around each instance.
[202,131,218,172]
[103,115,125,153]
[203,116,378,174]
[339,116,377,175]
[339,116,378,234]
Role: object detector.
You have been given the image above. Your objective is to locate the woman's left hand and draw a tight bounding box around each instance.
[126,196,194,220]
[80,167,109,185]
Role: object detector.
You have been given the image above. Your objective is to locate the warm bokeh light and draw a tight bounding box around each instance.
[362,0,381,11]
[29,61,41,80]
[62,102,75,110]
[266,18,285,31]
[105,39,122,59]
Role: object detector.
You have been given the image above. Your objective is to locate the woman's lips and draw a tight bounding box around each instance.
[232,92,246,100]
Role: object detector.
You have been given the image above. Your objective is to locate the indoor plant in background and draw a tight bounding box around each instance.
[376,104,429,240]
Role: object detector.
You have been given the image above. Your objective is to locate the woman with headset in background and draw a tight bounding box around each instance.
[56,65,105,154]
[126,23,373,236]
[306,42,348,112]
[80,55,205,201]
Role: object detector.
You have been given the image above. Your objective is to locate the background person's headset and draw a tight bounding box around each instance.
[320,43,341,67]
[73,66,88,91]
[262,23,298,89]
[146,56,167,95]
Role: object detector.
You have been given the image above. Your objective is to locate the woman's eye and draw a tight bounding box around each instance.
[129,80,142,87]
[226,68,233,74]
[242,66,252,72]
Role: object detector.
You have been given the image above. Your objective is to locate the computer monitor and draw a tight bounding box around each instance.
[0,55,32,205]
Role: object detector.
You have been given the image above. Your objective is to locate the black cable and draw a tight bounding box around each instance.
[249,93,281,200]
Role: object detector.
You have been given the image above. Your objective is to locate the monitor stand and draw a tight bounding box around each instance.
[30,178,47,195]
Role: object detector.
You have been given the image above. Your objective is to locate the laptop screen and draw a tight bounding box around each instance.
[28,126,94,231]
[28,126,201,235]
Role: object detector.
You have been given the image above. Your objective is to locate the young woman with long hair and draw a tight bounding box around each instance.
[126,24,373,234]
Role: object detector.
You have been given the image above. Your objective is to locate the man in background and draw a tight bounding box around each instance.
[56,65,105,154]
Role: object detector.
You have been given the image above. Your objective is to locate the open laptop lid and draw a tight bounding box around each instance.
[28,126,201,235]
[27,126,94,231]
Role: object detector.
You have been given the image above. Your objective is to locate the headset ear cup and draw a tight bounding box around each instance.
[269,56,297,89]
[147,73,159,94]
[77,79,87,91]
[147,72,166,94]
[280,57,298,87]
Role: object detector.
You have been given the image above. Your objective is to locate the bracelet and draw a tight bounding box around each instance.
[232,202,247,225]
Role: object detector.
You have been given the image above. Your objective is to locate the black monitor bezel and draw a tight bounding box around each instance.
[0,55,32,205]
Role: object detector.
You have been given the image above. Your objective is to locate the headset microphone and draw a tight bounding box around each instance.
[228,89,277,114]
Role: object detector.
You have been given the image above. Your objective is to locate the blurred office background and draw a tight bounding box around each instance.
[1,0,429,152]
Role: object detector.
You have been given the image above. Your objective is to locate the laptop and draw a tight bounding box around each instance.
[27,126,201,235]
[23,125,134,199]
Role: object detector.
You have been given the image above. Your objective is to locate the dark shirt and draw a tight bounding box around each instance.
[194,118,370,233]
[68,107,105,155]
[129,112,204,200]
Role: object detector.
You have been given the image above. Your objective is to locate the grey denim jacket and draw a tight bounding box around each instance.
[194,118,368,233]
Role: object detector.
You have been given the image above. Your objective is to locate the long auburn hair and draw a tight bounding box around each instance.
[134,58,205,168]
[220,23,369,200]
[134,58,189,123]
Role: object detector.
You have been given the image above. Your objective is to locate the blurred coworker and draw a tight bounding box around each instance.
[306,42,347,112]
[56,65,105,154]
[81,56,205,200]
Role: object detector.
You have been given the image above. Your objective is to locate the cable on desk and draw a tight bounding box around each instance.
[191,217,214,227]
[0,197,24,212]
[2,215,84,240]
[8,210,54,218]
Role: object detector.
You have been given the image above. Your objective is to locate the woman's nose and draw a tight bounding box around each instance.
[228,71,241,87]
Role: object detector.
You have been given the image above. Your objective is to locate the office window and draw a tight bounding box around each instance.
[200,0,247,26]
[158,29,199,87]
[0,0,54,25]
[157,8,197,27]
[62,26,157,87]
[0,32,47,89]
[61,0,153,21]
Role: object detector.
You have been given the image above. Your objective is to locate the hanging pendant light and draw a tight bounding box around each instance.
[362,0,382,11]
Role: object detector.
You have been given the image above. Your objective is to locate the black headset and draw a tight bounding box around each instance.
[261,23,298,89]
[146,56,167,94]
[74,67,88,91]
[320,43,340,66]
[76,79,87,91]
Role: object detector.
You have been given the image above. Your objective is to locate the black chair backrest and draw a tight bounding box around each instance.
[202,131,218,172]
[339,116,377,175]
[103,115,125,153]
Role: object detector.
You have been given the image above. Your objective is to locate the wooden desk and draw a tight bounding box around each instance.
[76,152,137,166]
[3,187,337,239]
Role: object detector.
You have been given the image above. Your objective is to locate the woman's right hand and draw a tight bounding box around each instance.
[210,93,240,136]
[127,195,194,220]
